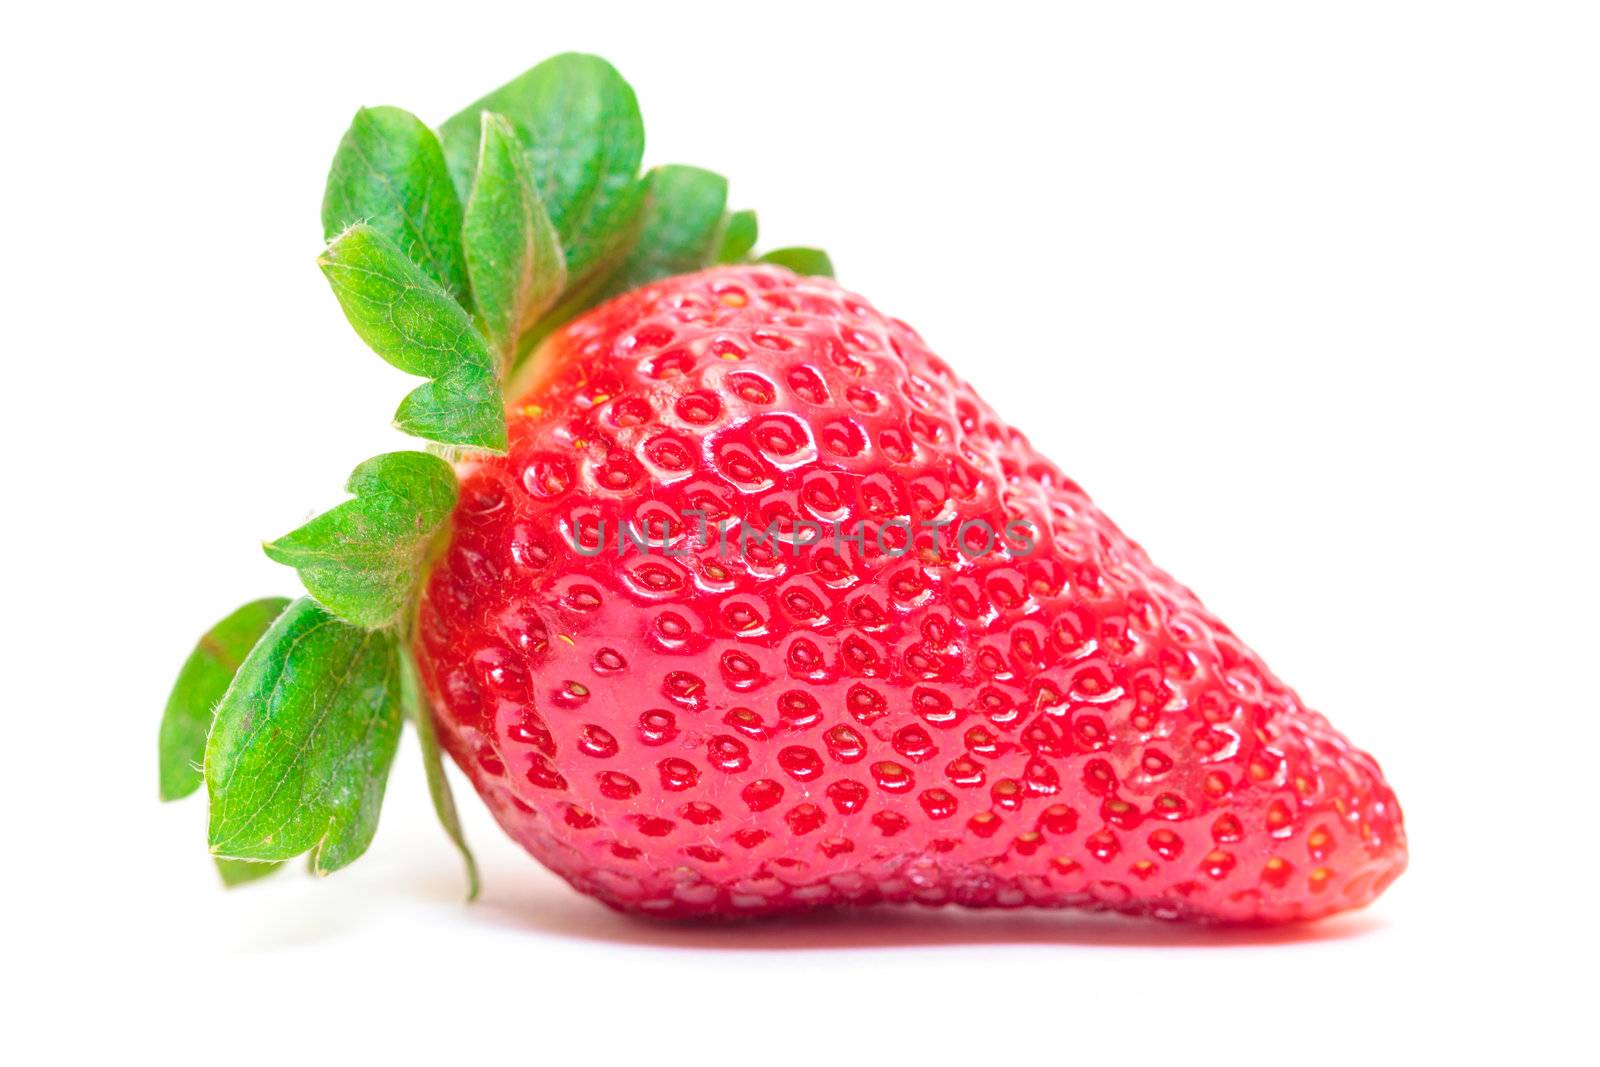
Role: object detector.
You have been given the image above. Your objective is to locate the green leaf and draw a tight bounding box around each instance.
[604,165,729,295]
[715,209,758,263]
[464,112,566,359]
[263,452,458,629]
[323,107,471,305]
[401,648,479,899]
[439,53,646,286]
[159,598,292,802]
[758,247,835,278]
[320,224,506,452]
[216,858,285,887]
[206,599,404,874]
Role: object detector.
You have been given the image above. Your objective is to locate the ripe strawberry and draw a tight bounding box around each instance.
[160,53,1404,924]
[412,265,1407,923]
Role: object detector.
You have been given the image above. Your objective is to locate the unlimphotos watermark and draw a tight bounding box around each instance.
[565,510,1038,560]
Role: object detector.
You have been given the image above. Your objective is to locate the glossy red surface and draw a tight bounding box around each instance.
[415,266,1406,922]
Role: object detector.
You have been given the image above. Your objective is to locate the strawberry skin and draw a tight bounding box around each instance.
[414,264,1406,923]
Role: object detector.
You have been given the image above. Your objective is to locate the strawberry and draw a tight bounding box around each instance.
[160,54,1405,924]
[413,265,1406,923]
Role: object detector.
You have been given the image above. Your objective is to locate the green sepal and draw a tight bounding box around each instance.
[159,597,292,801]
[439,53,646,287]
[464,111,566,360]
[603,165,729,296]
[263,452,458,629]
[206,599,404,875]
[323,107,471,305]
[320,224,507,452]
[216,858,285,887]
[401,647,479,899]
[715,209,758,263]
[759,247,835,278]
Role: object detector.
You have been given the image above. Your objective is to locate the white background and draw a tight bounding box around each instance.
[6,2,1596,1061]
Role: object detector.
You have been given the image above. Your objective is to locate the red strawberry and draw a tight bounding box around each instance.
[160,54,1404,924]
[413,265,1407,923]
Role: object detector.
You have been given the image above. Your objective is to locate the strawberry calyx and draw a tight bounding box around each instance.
[156,53,833,894]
